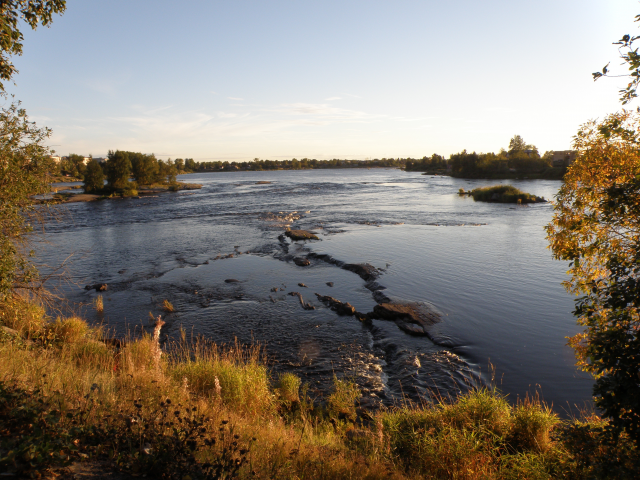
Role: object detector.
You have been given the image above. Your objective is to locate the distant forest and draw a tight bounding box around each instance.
[56,136,568,180]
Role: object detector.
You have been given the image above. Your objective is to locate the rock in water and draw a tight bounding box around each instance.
[293,257,311,267]
[370,302,441,336]
[224,279,240,283]
[342,263,379,281]
[315,294,356,316]
[285,229,319,241]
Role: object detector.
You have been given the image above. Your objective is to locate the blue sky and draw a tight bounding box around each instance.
[6,0,639,161]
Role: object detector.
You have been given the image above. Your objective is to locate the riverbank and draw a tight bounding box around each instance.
[0,295,630,479]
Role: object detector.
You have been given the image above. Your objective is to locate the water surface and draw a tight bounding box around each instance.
[38,169,592,412]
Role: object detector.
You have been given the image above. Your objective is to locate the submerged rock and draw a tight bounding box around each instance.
[85,283,108,292]
[224,278,240,283]
[293,257,311,267]
[285,229,319,241]
[326,282,334,287]
[298,283,308,288]
[342,263,379,281]
[289,291,315,310]
[315,294,356,316]
[370,302,440,336]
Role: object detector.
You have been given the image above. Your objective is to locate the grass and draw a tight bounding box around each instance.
[162,298,174,312]
[93,294,104,312]
[462,185,546,204]
[0,295,638,478]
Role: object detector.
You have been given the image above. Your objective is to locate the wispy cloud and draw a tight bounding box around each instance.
[228,97,244,101]
[324,96,342,101]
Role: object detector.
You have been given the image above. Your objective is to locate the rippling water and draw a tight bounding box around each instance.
[37,169,593,412]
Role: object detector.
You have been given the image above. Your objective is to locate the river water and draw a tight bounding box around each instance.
[40,169,593,412]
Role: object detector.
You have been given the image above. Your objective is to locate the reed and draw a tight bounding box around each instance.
[162,299,174,312]
[94,294,103,312]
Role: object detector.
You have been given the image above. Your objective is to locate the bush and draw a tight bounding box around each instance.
[470,185,545,203]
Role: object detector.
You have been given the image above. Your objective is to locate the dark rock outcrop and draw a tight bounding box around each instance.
[85,283,108,292]
[224,278,240,283]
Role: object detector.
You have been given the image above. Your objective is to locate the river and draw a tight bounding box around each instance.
[39,168,593,413]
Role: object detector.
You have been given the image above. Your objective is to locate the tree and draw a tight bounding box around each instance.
[572,180,640,443]
[546,111,640,443]
[508,135,537,154]
[130,152,158,185]
[592,13,640,104]
[105,150,132,190]
[156,159,177,184]
[0,103,55,299]
[0,1,66,91]
[184,158,196,172]
[546,111,640,294]
[83,159,104,194]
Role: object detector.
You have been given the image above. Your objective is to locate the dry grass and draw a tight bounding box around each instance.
[93,294,103,312]
[162,299,174,312]
[0,297,631,479]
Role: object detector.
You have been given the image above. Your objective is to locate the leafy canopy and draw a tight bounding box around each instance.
[546,111,640,294]
[0,102,55,298]
[0,1,66,91]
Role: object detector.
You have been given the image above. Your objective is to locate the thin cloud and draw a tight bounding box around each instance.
[324,96,342,101]
[228,97,244,101]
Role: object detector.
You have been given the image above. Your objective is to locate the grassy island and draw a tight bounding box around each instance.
[459,185,546,204]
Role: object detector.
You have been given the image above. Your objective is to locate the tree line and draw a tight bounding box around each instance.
[406,135,565,179]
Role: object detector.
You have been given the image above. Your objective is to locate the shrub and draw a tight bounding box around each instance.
[470,185,545,203]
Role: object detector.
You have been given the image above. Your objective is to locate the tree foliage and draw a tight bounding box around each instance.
[82,159,104,194]
[0,102,54,299]
[105,150,132,190]
[507,134,536,154]
[571,180,640,443]
[546,111,640,294]
[0,0,66,91]
[546,111,640,443]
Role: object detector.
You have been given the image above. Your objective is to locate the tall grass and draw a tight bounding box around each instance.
[93,294,103,312]
[0,296,636,478]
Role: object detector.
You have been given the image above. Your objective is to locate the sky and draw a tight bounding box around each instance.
[5,0,640,161]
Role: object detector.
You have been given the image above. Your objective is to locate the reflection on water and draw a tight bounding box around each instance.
[36,169,592,412]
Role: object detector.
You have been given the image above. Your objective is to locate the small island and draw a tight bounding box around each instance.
[458,185,546,204]
[45,150,202,203]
